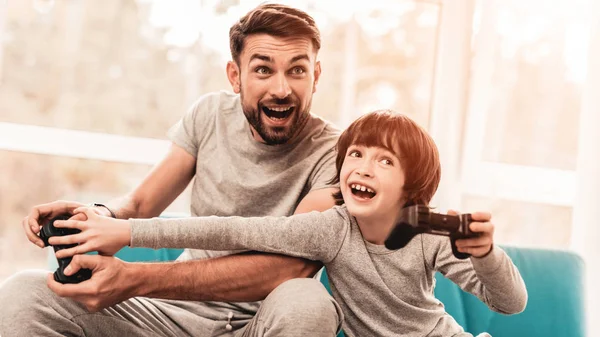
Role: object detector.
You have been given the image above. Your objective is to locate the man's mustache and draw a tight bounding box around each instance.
[260,97,296,106]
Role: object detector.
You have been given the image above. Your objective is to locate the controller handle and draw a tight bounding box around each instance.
[40,215,93,284]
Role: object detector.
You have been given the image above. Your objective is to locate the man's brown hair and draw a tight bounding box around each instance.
[229,3,321,64]
[330,110,442,207]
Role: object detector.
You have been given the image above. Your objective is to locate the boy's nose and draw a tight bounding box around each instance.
[356,163,374,177]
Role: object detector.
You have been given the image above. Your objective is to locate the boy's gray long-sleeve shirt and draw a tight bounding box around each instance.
[129,206,528,337]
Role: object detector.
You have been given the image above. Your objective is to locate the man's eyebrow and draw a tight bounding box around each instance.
[248,54,310,64]
[290,54,310,63]
[249,54,272,63]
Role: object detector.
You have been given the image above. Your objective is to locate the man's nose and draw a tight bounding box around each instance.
[270,74,292,99]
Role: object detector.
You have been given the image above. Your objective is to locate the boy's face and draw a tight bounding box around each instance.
[226,34,321,145]
[340,145,406,226]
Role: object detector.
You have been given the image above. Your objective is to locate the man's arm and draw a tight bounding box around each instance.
[51,187,339,309]
[23,143,195,247]
[105,144,196,219]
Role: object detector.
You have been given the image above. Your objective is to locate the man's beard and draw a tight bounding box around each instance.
[240,90,311,145]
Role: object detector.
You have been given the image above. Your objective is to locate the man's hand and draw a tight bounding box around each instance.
[22,200,87,248]
[46,255,136,312]
[49,207,131,258]
[451,210,495,258]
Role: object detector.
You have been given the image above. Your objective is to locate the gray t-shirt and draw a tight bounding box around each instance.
[130,206,528,337]
[167,90,340,312]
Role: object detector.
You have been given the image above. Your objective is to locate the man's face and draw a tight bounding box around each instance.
[227,34,321,145]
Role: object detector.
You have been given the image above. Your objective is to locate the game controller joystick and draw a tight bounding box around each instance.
[384,205,479,259]
[40,215,92,284]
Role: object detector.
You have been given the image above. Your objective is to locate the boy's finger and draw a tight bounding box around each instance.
[469,221,494,233]
[455,236,491,248]
[55,243,91,259]
[53,219,83,229]
[447,209,460,216]
[49,233,84,246]
[470,211,491,222]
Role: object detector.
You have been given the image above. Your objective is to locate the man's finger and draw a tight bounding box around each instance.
[22,216,45,248]
[28,201,83,231]
[46,273,89,297]
[69,212,88,221]
[67,254,100,273]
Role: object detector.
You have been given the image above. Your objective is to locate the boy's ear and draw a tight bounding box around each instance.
[227,61,241,93]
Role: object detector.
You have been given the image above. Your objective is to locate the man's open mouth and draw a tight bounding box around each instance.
[351,183,377,199]
[262,106,294,121]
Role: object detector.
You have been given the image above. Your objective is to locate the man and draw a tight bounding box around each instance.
[0,4,342,337]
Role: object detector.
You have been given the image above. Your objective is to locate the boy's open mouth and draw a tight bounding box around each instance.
[351,183,376,199]
[262,106,294,121]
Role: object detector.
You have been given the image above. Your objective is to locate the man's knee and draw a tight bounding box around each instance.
[266,278,342,324]
[0,270,53,331]
[0,270,50,307]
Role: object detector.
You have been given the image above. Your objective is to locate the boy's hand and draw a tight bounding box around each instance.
[449,210,495,258]
[49,207,131,258]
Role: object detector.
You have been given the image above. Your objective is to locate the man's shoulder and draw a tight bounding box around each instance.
[304,114,341,144]
[190,90,240,116]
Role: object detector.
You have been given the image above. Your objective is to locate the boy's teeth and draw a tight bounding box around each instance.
[351,184,375,194]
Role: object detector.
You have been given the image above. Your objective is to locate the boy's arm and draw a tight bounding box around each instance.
[129,203,347,264]
[428,236,528,314]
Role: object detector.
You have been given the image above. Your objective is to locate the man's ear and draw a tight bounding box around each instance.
[313,60,321,93]
[227,61,241,93]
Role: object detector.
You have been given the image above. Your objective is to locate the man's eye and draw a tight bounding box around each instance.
[291,67,305,75]
[255,67,270,75]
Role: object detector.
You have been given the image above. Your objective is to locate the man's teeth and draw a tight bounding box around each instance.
[351,184,375,193]
[266,106,292,112]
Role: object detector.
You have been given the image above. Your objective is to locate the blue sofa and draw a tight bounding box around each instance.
[76,245,585,337]
[320,245,586,337]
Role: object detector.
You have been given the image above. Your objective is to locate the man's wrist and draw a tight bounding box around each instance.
[90,203,117,218]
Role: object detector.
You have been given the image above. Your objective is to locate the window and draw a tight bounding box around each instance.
[460,0,591,248]
[0,0,440,281]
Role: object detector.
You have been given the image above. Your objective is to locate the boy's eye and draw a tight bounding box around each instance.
[381,158,393,165]
[348,150,361,158]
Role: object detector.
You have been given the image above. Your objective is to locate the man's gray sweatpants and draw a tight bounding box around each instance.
[0,270,343,337]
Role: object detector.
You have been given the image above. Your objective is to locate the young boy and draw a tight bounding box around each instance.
[51,110,527,337]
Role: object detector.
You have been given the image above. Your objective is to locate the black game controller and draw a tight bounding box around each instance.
[384,205,479,259]
[40,215,92,284]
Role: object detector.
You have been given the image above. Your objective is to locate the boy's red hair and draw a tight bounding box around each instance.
[330,110,441,207]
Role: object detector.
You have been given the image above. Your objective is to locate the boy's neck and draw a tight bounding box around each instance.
[355,217,397,246]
